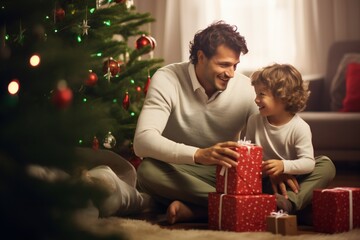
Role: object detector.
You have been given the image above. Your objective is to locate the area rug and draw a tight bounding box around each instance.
[78,217,360,240]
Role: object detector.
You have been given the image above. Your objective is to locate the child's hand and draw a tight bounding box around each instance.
[262,159,284,176]
[269,174,300,198]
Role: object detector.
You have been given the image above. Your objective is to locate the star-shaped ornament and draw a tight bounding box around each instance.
[80,19,90,35]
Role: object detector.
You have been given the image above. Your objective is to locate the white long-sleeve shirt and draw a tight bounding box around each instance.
[133,62,258,164]
[245,114,315,175]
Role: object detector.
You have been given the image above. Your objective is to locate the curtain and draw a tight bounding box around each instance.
[134,0,360,76]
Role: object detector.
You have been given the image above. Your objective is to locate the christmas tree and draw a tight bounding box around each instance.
[0,0,162,238]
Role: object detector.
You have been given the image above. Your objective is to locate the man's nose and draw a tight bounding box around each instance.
[225,66,235,78]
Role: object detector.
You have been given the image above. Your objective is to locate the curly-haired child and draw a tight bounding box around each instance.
[245,63,335,215]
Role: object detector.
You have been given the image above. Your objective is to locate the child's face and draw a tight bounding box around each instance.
[253,83,287,122]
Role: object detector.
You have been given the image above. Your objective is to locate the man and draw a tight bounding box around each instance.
[133,20,335,224]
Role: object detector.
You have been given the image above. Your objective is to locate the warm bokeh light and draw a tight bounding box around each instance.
[29,54,41,66]
[8,79,20,95]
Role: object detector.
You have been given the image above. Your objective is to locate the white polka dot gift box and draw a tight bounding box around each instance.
[208,192,276,232]
[216,143,262,195]
[312,187,360,233]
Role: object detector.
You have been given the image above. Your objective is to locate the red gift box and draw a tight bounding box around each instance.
[313,187,360,233]
[208,192,276,232]
[216,144,262,195]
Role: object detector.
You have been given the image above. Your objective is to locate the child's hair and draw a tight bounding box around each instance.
[250,63,310,114]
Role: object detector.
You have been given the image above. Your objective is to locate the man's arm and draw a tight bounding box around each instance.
[133,69,198,164]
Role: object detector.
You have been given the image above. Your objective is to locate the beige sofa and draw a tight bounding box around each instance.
[299,40,360,163]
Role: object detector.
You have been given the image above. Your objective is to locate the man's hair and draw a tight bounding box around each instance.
[250,63,310,114]
[189,20,248,64]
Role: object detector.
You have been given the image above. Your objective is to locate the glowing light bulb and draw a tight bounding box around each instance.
[30,54,41,67]
[8,79,20,95]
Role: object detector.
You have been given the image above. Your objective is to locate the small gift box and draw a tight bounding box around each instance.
[266,211,297,235]
[313,187,360,233]
[208,192,276,232]
[216,141,262,195]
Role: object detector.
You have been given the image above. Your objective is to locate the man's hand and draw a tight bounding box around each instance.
[262,159,284,176]
[194,141,239,168]
[269,174,300,199]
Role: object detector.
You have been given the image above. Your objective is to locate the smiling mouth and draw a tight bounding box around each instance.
[218,77,229,83]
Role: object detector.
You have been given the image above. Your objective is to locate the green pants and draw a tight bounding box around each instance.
[136,156,336,211]
[262,156,336,211]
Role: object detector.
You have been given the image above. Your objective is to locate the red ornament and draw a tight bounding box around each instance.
[54,8,65,22]
[122,92,130,110]
[103,58,120,77]
[92,136,99,150]
[136,34,156,53]
[144,75,151,95]
[129,155,142,170]
[86,70,98,86]
[52,86,73,109]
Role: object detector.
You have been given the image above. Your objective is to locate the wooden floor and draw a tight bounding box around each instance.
[138,161,360,233]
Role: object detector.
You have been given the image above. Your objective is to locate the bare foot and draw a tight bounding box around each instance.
[166,200,195,224]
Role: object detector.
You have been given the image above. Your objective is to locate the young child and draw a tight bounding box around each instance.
[245,63,315,214]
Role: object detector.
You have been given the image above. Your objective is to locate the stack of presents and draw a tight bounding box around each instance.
[208,141,359,235]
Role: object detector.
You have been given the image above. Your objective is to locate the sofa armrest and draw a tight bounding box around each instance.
[303,76,324,111]
[298,112,360,161]
[299,112,360,148]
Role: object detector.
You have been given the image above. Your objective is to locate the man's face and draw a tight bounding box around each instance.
[197,45,240,97]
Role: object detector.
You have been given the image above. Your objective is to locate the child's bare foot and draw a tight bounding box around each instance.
[166,200,195,224]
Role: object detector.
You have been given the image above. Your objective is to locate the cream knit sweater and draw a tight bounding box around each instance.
[134,62,257,164]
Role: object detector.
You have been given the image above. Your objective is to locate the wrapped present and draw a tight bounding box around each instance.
[313,187,360,233]
[266,210,297,235]
[208,192,276,232]
[216,141,262,195]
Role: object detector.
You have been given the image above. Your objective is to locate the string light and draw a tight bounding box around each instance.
[8,79,20,95]
[29,54,41,67]
[91,52,102,57]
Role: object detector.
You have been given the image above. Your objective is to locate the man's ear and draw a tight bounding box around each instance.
[197,50,205,63]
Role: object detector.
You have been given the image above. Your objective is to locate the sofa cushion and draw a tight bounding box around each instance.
[330,53,360,111]
[341,63,360,112]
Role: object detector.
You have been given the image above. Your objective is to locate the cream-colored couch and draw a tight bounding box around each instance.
[299,40,360,163]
